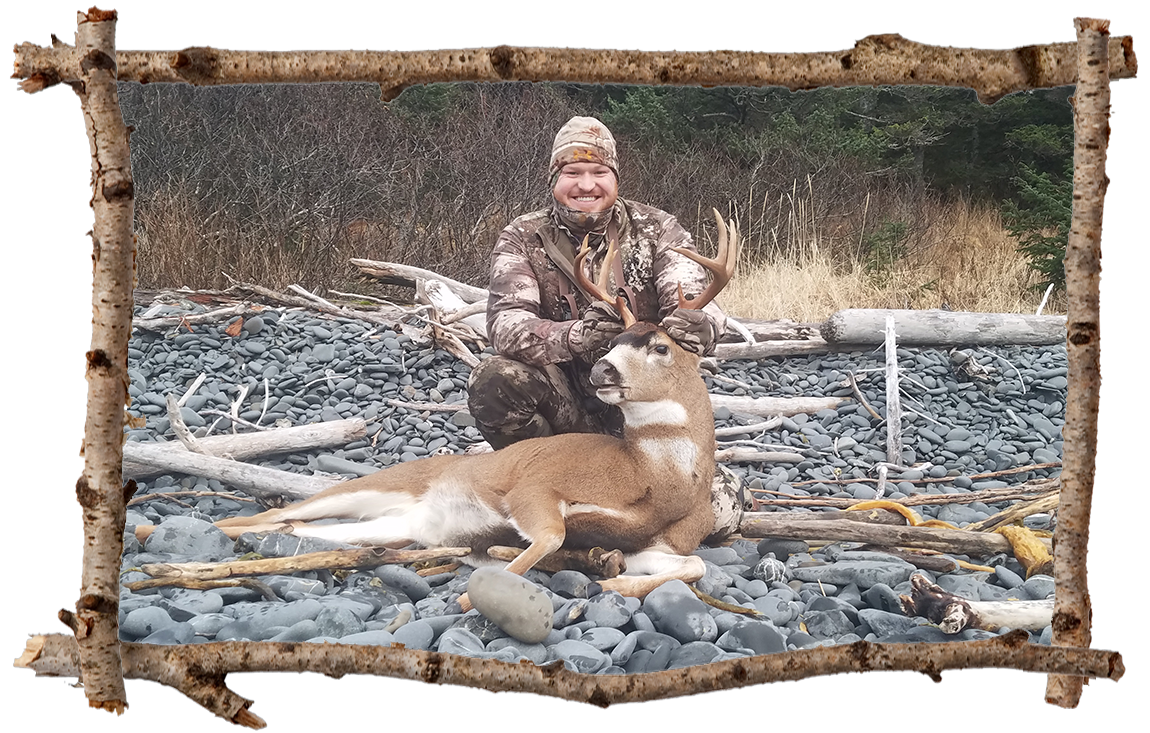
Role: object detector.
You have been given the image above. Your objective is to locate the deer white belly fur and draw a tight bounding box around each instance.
[638,437,699,477]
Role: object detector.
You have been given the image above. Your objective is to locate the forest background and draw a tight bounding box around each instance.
[122,81,1075,321]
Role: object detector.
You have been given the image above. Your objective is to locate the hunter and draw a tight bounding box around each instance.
[467,116,729,451]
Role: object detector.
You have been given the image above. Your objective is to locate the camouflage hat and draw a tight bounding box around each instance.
[549,116,618,185]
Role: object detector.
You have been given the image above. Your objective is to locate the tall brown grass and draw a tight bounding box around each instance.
[712,191,1062,321]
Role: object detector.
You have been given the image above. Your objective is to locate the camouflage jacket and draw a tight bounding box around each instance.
[487,199,727,391]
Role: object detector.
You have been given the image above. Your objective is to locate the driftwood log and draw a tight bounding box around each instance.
[123,419,367,479]
[902,575,1054,633]
[123,442,342,503]
[822,309,1066,346]
[350,258,488,303]
[709,394,847,417]
[350,259,1078,356]
[739,514,1048,556]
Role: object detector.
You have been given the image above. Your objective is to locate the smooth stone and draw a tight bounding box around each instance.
[143,515,234,561]
[858,608,919,637]
[314,606,366,638]
[994,565,1025,590]
[862,583,905,614]
[140,623,196,645]
[374,565,432,601]
[753,555,789,583]
[550,639,610,673]
[233,532,353,558]
[642,580,718,644]
[486,637,549,665]
[437,627,486,655]
[935,574,986,601]
[267,620,321,642]
[390,619,434,650]
[582,591,632,628]
[668,641,725,669]
[803,609,855,640]
[790,559,915,589]
[716,619,786,655]
[466,567,554,644]
[549,570,594,598]
[338,630,397,646]
[756,538,809,559]
[579,626,626,652]
[121,606,178,640]
[315,454,378,478]
[189,613,235,638]
[1020,575,1055,600]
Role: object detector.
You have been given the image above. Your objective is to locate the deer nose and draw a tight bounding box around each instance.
[590,359,620,387]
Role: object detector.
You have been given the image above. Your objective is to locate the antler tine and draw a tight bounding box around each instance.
[574,235,636,327]
[671,207,740,310]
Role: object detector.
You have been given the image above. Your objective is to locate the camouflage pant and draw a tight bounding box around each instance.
[466,356,623,449]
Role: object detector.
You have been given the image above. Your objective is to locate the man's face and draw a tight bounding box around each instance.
[553,162,618,213]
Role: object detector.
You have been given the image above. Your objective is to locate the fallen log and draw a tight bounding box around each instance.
[123,441,341,502]
[739,513,1051,555]
[122,419,367,480]
[135,546,472,581]
[351,257,488,303]
[714,448,805,463]
[709,393,848,417]
[901,574,1053,633]
[713,338,858,360]
[420,279,489,336]
[133,303,255,332]
[720,318,821,342]
[821,309,1066,346]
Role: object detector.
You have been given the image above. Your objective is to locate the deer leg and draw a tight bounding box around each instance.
[206,489,419,541]
[283,515,415,546]
[596,550,706,599]
[457,493,566,612]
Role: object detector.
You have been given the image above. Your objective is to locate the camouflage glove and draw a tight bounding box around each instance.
[660,308,720,355]
[568,301,625,360]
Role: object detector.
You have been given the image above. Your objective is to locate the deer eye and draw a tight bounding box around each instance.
[654,344,669,355]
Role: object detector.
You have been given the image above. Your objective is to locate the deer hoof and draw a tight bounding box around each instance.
[591,548,627,578]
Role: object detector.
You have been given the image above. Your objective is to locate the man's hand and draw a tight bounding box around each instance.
[568,301,625,360]
[660,308,720,355]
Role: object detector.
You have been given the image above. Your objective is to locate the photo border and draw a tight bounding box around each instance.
[8,4,1136,727]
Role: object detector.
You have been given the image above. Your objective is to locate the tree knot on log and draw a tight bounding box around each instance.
[1068,321,1098,346]
[78,592,119,615]
[81,49,117,74]
[75,475,102,508]
[170,47,221,84]
[587,685,611,708]
[85,348,116,373]
[489,45,516,78]
[1052,609,1088,633]
[1015,45,1052,88]
[101,174,134,203]
[847,640,874,669]
[420,654,442,684]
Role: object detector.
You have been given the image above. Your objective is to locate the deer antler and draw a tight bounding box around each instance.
[574,235,637,327]
[671,208,740,310]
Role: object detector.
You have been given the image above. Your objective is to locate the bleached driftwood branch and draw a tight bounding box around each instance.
[122,419,367,479]
[122,442,342,502]
[822,309,1068,346]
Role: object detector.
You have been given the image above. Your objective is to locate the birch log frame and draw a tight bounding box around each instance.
[68,9,133,714]
[12,9,1134,721]
[1046,18,1110,709]
[121,419,367,479]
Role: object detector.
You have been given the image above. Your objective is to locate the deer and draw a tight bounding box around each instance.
[196,210,739,603]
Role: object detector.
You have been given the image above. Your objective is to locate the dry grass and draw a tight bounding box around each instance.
[137,181,1062,323]
[717,196,1064,322]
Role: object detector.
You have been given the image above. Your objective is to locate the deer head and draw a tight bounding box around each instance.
[582,208,739,418]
